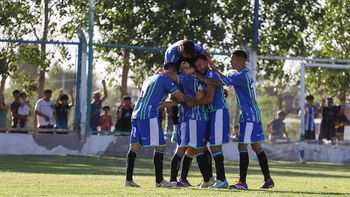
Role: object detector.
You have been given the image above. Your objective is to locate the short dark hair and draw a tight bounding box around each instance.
[44,89,52,94]
[190,54,207,65]
[20,92,27,97]
[163,62,177,71]
[59,94,69,101]
[122,95,131,101]
[306,95,314,101]
[103,106,110,110]
[182,40,196,56]
[12,90,20,95]
[234,125,239,129]
[232,50,248,61]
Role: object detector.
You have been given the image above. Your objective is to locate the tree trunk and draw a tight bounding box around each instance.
[37,0,49,98]
[121,48,130,97]
[0,76,6,94]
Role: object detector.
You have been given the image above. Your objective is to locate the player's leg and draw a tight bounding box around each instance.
[177,147,195,187]
[170,121,187,183]
[251,142,274,189]
[125,120,142,187]
[208,109,229,189]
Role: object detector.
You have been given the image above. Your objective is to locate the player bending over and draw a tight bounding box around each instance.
[186,55,230,189]
[191,50,275,190]
[125,62,195,188]
[164,61,213,188]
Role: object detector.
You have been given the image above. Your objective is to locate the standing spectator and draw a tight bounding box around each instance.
[0,94,8,129]
[99,106,112,134]
[18,92,31,128]
[10,90,21,128]
[334,95,349,141]
[267,110,288,141]
[90,80,108,133]
[114,95,133,135]
[35,89,55,129]
[319,97,340,143]
[55,90,74,131]
[303,95,318,140]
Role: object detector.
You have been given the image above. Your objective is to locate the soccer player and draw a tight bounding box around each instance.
[185,55,230,189]
[125,62,195,188]
[164,62,213,188]
[191,50,274,190]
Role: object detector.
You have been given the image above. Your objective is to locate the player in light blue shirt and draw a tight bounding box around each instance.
[125,62,195,188]
[191,50,274,190]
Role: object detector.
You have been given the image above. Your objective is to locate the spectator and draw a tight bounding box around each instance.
[267,110,288,141]
[319,97,340,143]
[302,95,318,140]
[90,80,108,133]
[18,92,31,128]
[55,90,74,131]
[99,106,112,133]
[0,94,8,129]
[114,95,133,135]
[35,89,55,129]
[10,90,21,128]
[334,95,349,141]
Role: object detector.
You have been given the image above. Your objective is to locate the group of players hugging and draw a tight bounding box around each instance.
[124,40,275,190]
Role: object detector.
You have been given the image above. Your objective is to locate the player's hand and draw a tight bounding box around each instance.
[208,63,219,72]
[182,67,195,75]
[196,91,205,99]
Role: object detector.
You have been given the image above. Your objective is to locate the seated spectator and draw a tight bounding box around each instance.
[319,97,340,143]
[0,94,8,130]
[35,89,55,130]
[114,96,133,135]
[99,106,113,134]
[302,95,318,140]
[90,80,108,133]
[267,110,288,141]
[10,90,21,128]
[55,90,74,132]
[18,92,31,128]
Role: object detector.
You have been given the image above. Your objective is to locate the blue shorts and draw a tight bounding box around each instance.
[177,121,187,147]
[130,118,165,147]
[209,109,230,146]
[239,122,265,144]
[186,119,207,148]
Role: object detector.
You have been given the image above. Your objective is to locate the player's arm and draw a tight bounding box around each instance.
[162,101,178,108]
[192,72,224,87]
[171,91,195,103]
[187,85,215,107]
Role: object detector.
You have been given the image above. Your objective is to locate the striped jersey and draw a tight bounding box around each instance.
[132,74,178,120]
[205,70,228,112]
[220,68,261,122]
[178,74,209,121]
[305,104,317,131]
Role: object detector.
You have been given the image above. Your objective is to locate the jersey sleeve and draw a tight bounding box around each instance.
[220,72,246,86]
[164,76,179,94]
[194,42,205,55]
[206,70,221,80]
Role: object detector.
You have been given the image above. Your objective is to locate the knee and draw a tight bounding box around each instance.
[186,147,197,157]
[176,147,187,155]
[210,145,222,152]
[251,143,262,153]
[155,146,166,151]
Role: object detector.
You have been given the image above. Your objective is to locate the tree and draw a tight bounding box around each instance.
[0,0,33,94]
[307,0,350,98]
[257,0,323,110]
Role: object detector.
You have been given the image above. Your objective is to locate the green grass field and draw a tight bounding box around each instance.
[0,155,349,196]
